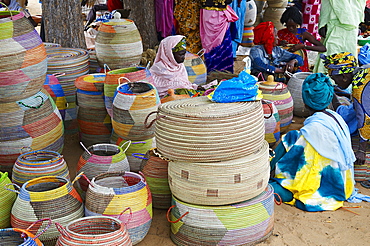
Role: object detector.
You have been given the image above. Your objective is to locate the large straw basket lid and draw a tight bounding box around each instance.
[154,97,265,162]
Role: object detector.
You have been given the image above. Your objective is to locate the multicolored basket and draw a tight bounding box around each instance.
[9,176,84,246]
[262,100,280,146]
[95,19,143,69]
[140,148,171,209]
[0,89,64,175]
[112,82,160,141]
[241,26,254,47]
[184,51,207,85]
[85,171,152,245]
[352,136,370,181]
[168,141,270,205]
[42,74,67,120]
[168,184,274,246]
[55,215,132,246]
[0,11,47,103]
[0,172,17,229]
[287,72,312,117]
[153,97,265,162]
[12,150,70,187]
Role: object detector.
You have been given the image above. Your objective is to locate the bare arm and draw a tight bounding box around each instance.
[302,31,327,52]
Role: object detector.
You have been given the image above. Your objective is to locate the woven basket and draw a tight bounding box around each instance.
[112,82,160,141]
[0,89,64,175]
[184,51,207,85]
[262,100,280,145]
[154,97,265,162]
[43,42,61,48]
[0,172,17,229]
[259,76,293,133]
[12,150,70,187]
[10,176,84,246]
[244,0,257,26]
[241,26,254,47]
[104,67,149,117]
[95,19,143,69]
[352,136,370,181]
[287,72,312,117]
[85,171,152,245]
[0,11,47,103]
[87,49,101,73]
[55,216,132,246]
[43,74,67,120]
[140,149,171,209]
[266,0,288,7]
[262,7,285,30]
[168,141,270,205]
[169,184,274,246]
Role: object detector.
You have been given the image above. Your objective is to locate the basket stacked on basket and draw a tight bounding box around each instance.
[263,0,288,30]
[151,96,274,245]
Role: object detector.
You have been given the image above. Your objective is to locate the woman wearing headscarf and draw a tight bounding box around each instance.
[321,52,370,188]
[149,35,198,98]
[270,73,356,211]
[249,21,304,82]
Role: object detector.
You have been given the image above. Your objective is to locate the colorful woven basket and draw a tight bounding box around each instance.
[153,97,265,162]
[168,141,270,206]
[184,51,207,85]
[95,19,143,69]
[85,171,152,245]
[140,148,171,209]
[43,42,61,48]
[112,82,160,141]
[0,11,47,103]
[9,176,84,246]
[87,49,101,73]
[287,72,312,117]
[0,89,64,175]
[262,100,280,146]
[55,216,132,246]
[351,136,370,181]
[241,26,254,47]
[43,74,67,120]
[0,172,17,229]
[168,184,274,246]
[12,150,70,187]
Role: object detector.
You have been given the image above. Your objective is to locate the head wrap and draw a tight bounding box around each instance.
[253,21,275,55]
[172,38,186,53]
[302,73,334,110]
[321,52,358,76]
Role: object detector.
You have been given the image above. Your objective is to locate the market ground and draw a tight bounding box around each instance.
[29,1,370,245]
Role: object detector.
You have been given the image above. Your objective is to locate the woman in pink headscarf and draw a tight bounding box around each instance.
[149,35,198,98]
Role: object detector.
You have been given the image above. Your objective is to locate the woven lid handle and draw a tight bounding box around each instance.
[166,205,189,223]
[262,75,277,86]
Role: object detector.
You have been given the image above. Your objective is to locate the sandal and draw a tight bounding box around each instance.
[360,180,370,189]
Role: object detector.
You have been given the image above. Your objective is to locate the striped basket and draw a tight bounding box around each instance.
[87,49,101,73]
[0,11,47,103]
[9,176,84,246]
[241,26,254,47]
[259,76,293,133]
[95,19,143,70]
[140,148,171,209]
[76,143,130,194]
[262,100,280,146]
[43,74,67,120]
[43,42,61,48]
[168,141,270,205]
[184,51,207,85]
[112,82,160,141]
[351,136,370,181]
[55,216,132,246]
[0,89,64,175]
[168,184,274,246]
[85,171,152,245]
[75,73,112,146]
[0,172,17,229]
[12,150,70,187]
[153,97,265,162]
[287,72,312,117]
[104,67,150,117]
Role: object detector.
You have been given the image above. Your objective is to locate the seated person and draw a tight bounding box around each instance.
[0,0,37,26]
[278,7,326,72]
[270,73,356,211]
[149,35,198,98]
[83,1,108,31]
[250,21,304,82]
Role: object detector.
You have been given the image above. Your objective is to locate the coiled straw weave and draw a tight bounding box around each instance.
[0,226,44,246]
[0,172,16,229]
[287,72,312,117]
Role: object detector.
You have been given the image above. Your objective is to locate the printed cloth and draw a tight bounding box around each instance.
[301,0,321,43]
[321,52,358,76]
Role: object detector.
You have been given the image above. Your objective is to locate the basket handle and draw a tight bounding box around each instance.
[79,142,92,155]
[52,73,66,77]
[55,222,72,239]
[166,205,189,223]
[269,148,276,161]
[274,193,282,205]
[104,64,111,74]
[0,2,12,19]
[257,72,265,82]
[138,171,147,183]
[27,218,53,239]
[117,207,133,225]
[17,95,44,109]
[20,146,33,154]
[145,61,151,70]
[144,111,166,129]
[4,183,21,194]
[117,77,131,88]
[262,100,273,119]
[131,153,148,160]
[152,148,170,161]
[120,140,132,153]
[196,48,205,57]
[76,172,94,188]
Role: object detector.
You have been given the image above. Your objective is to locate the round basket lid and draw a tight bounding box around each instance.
[75,73,106,91]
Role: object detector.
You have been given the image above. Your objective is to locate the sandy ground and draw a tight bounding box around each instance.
[25,1,370,245]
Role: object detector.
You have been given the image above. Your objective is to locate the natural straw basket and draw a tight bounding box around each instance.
[0,11,47,103]
[140,148,171,209]
[287,72,312,117]
[0,172,17,229]
[152,97,265,162]
[84,171,152,245]
[262,100,280,146]
[12,150,70,187]
[9,176,84,246]
[168,141,270,206]
[55,215,132,246]
[168,184,274,246]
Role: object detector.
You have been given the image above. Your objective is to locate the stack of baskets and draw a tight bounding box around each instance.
[153,97,274,245]
[241,0,257,47]
[254,0,267,27]
[262,0,288,30]
[0,10,64,174]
